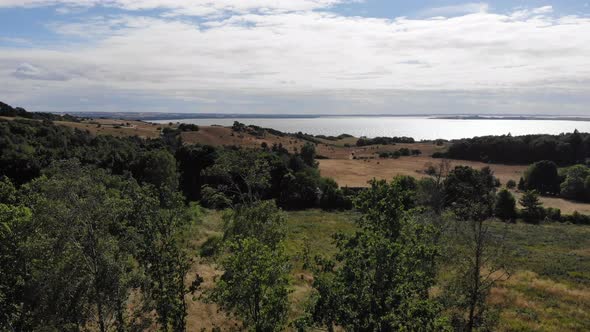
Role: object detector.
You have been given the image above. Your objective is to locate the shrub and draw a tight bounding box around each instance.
[200,235,223,257]
[544,208,562,222]
[506,179,516,189]
[494,189,517,222]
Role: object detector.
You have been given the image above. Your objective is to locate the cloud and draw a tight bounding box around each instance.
[510,5,554,20]
[1,3,590,114]
[12,62,69,81]
[0,0,351,16]
[418,2,489,18]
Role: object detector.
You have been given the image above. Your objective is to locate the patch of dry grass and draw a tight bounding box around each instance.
[511,190,590,215]
[319,157,526,188]
[492,271,590,331]
[56,119,163,138]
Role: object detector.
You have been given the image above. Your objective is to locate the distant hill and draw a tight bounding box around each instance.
[60,112,323,121]
[0,101,79,122]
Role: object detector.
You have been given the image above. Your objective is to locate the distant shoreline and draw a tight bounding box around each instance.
[62,112,590,122]
[431,115,590,122]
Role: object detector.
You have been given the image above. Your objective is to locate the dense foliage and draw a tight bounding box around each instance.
[0,161,199,331]
[210,201,290,331]
[0,113,350,211]
[356,136,415,146]
[378,147,421,158]
[444,131,590,165]
[308,177,446,331]
[516,161,590,203]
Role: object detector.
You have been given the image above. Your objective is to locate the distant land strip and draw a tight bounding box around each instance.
[56,112,590,122]
[433,115,590,121]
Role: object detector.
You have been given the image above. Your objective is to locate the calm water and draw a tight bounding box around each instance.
[152,117,590,140]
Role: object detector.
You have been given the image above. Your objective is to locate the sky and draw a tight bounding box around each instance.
[1,1,590,115]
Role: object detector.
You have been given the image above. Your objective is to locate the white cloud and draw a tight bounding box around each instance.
[1,3,590,114]
[0,0,350,16]
[12,62,69,81]
[419,2,489,18]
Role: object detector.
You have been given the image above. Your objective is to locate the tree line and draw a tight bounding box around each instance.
[441,131,590,165]
[356,136,416,146]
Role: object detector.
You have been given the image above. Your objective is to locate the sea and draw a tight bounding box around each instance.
[151,117,590,141]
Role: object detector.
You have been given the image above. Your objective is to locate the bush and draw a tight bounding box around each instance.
[494,189,516,222]
[356,136,414,146]
[563,211,590,225]
[200,235,223,257]
[178,123,199,132]
[432,152,446,158]
[519,190,544,223]
[319,178,352,210]
[506,179,516,189]
[201,186,232,209]
[544,207,562,222]
[379,148,421,159]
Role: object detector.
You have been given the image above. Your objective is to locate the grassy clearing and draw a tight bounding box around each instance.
[484,221,590,331]
[190,209,590,331]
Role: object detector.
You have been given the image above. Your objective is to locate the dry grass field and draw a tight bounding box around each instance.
[55,119,163,138]
[319,157,527,188]
[513,191,590,215]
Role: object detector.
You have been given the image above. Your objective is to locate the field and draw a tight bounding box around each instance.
[188,209,590,331]
[55,119,164,139]
[319,157,526,188]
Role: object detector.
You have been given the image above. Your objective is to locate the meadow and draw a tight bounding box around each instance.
[186,209,590,331]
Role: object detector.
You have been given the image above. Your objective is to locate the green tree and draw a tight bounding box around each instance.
[0,176,17,204]
[222,200,286,248]
[420,160,451,213]
[494,189,517,222]
[131,186,201,332]
[204,149,271,204]
[12,160,199,332]
[442,205,510,332]
[176,144,217,201]
[279,168,322,209]
[0,204,32,331]
[309,178,445,331]
[443,166,496,220]
[300,142,318,168]
[134,149,179,190]
[319,177,351,210]
[12,161,139,331]
[524,160,560,195]
[519,190,544,223]
[560,165,590,201]
[211,238,290,331]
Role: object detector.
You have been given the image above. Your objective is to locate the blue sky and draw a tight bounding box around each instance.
[1,1,590,115]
